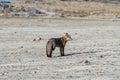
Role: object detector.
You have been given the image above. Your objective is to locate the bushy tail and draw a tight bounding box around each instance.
[46,41,52,57]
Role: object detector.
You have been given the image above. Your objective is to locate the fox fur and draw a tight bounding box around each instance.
[46,33,72,57]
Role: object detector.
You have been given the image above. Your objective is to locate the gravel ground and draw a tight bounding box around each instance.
[0,18,120,80]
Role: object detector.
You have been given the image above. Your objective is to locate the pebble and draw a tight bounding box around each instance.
[21,46,23,48]
[84,60,91,65]
[33,37,42,41]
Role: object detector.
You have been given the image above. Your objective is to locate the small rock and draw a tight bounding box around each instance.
[75,33,78,35]
[33,39,36,41]
[2,73,5,75]
[89,56,92,58]
[84,60,90,65]
[100,55,103,58]
[34,71,37,74]
[21,46,23,48]
[85,60,89,63]
[67,76,73,78]
[36,37,42,41]
[33,37,42,41]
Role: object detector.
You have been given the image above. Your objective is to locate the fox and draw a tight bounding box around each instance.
[46,33,73,57]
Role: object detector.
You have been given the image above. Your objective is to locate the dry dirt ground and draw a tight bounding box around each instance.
[0,18,120,80]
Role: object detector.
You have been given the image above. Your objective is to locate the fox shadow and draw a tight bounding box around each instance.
[65,51,98,57]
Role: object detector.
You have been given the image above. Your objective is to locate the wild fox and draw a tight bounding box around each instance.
[46,33,72,57]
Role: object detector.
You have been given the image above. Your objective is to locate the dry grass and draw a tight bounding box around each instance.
[1,0,120,17]
[37,1,120,17]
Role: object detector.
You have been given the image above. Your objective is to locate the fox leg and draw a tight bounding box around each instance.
[60,47,64,56]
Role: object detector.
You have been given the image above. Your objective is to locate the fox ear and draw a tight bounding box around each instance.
[64,33,68,34]
[66,33,68,34]
[63,33,68,36]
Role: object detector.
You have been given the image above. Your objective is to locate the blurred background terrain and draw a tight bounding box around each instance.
[0,0,120,18]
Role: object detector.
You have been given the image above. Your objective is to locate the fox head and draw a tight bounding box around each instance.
[63,33,73,41]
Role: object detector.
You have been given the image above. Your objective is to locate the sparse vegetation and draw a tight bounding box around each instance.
[0,0,120,18]
[38,1,120,17]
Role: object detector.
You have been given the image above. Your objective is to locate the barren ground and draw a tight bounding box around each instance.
[0,18,120,80]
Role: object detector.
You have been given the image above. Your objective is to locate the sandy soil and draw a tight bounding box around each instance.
[0,18,120,80]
